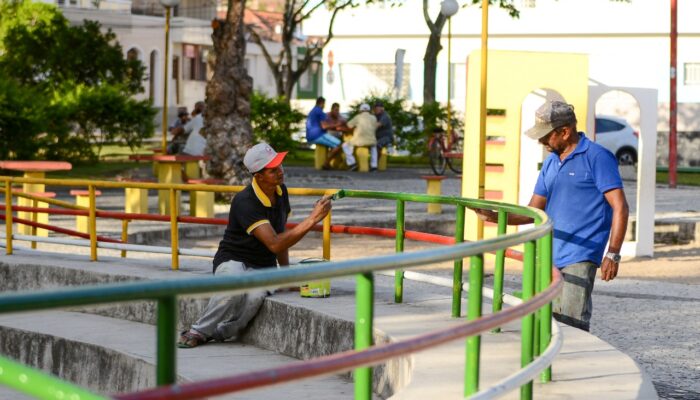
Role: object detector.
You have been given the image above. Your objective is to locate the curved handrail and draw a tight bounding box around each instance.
[0,219,548,313]
[113,270,563,400]
[0,176,556,400]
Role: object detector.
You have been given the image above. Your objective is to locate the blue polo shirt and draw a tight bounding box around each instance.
[533,133,622,269]
[306,106,327,142]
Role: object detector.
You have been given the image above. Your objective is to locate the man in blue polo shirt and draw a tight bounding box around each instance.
[473,100,629,331]
[306,96,343,169]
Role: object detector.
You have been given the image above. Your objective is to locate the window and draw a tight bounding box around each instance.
[182,44,209,82]
[595,118,624,134]
[684,63,700,85]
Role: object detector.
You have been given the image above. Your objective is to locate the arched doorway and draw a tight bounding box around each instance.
[149,50,158,102]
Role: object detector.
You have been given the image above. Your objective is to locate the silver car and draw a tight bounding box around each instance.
[594,115,639,165]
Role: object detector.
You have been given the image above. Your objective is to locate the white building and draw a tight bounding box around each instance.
[304,0,700,135]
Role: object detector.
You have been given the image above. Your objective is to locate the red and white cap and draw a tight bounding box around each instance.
[243,142,288,173]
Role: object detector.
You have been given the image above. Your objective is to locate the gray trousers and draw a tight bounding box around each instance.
[552,262,597,332]
[191,260,269,341]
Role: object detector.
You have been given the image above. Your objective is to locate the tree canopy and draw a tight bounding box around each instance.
[0,0,155,162]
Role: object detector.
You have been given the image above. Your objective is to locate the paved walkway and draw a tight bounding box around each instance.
[1,164,698,398]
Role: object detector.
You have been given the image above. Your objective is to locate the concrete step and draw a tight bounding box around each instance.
[0,251,657,399]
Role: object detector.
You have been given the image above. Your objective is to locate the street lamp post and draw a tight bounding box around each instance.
[440,0,459,138]
[159,0,181,153]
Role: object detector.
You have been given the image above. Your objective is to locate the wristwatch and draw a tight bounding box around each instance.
[605,252,621,263]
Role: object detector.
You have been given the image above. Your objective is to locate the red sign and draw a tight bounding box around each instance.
[328,51,334,69]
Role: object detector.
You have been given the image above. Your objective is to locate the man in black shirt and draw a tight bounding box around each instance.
[178,142,332,348]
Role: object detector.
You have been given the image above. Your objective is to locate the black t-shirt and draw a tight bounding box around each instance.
[212,182,291,273]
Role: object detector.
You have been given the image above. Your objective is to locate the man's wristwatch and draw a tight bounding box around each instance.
[605,252,621,263]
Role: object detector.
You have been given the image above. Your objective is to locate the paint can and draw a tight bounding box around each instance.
[299,258,331,298]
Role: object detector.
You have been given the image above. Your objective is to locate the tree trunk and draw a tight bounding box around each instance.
[423,30,442,105]
[204,0,254,186]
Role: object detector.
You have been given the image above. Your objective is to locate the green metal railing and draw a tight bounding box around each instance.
[0,183,556,400]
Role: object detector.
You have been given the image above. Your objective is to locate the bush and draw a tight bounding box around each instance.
[0,0,155,163]
[250,92,305,153]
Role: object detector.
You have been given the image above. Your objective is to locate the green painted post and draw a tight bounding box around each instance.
[533,238,542,357]
[355,272,374,400]
[452,205,465,317]
[491,209,507,332]
[465,253,484,396]
[394,199,405,303]
[156,296,177,386]
[540,232,553,383]
[520,240,536,400]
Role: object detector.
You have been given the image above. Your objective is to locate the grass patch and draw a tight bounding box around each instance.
[656,172,700,186]
[51,161,141,180]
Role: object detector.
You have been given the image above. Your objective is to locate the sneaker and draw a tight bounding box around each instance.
[347,164,358,171]
[369,167,377,172]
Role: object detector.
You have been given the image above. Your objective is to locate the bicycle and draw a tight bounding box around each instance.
[427,127,463,175]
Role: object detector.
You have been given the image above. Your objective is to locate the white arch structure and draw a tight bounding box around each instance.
[588,86,658,257]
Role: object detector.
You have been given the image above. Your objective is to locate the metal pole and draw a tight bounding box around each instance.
[4,179,13,255]
[491,209,507,332]
[477,0,489,240]
[465,253,483,395]
[447,16,452,138]
[156,296,177,385]
[161,6,171,154]
[170,188,179,270]
[121,219,129,258]
[89,185,97,261]
[451,204,465,317]
[520,240,536,400]
[539,232,553,383]
[354,272,374,400]
[394,199,405,303]
[323,211,331,260]
[669,0,678,188]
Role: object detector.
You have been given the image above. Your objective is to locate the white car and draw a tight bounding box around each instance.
[594,115,639,165]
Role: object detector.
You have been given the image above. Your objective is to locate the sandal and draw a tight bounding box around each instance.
[177,330,208,349]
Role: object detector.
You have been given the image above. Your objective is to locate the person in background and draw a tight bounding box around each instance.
[169,101,204,155]
[167,108,190,154]
[178,142,332,348]
[343,103,378,172]
[471,100,629,332]
[373,101,394,154]
[305,97,343,170]
[326,102,349,140]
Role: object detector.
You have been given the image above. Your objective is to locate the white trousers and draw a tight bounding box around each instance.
[342,143,377,168]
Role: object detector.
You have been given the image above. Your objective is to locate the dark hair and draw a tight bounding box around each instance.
[374,101,384,107]
[316,97,326,105]
[331,102,340,109]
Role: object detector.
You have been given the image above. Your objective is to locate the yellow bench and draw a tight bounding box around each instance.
[187,178,225,218]
[70,189,102,233]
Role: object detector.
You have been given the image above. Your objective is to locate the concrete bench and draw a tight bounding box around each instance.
[187,178,225,218]
[118,177,156,215]
[11,189,56,243]
[69,190,102,233]
[421,175,447,214]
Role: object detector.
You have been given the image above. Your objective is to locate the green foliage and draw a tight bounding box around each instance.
[0,0,154,163]
[250,92,305,153]
[348,93,464,157]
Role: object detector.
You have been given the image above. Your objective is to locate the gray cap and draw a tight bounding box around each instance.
[243,142,287,173]
[524,101,577,140]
